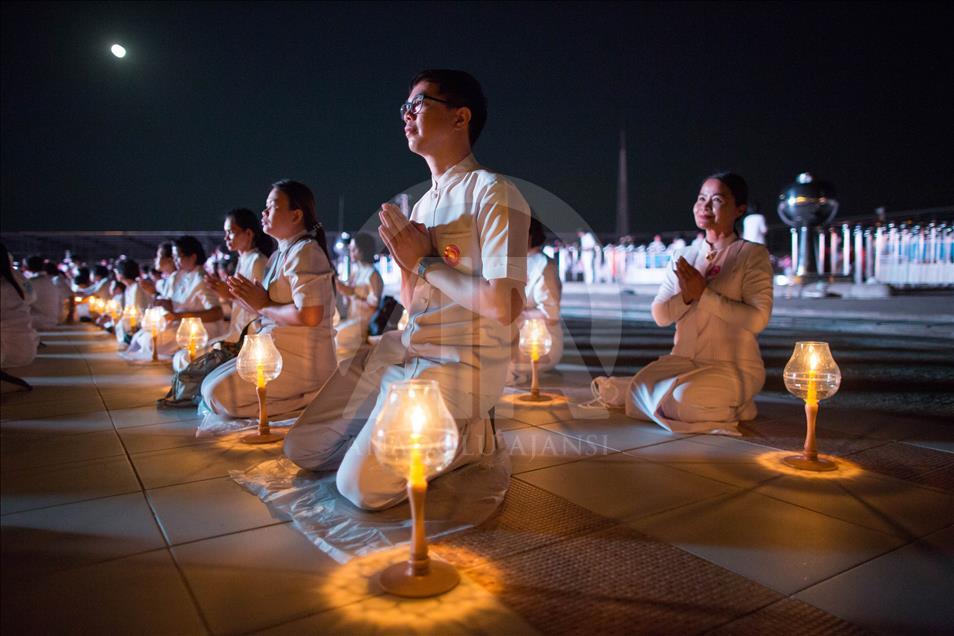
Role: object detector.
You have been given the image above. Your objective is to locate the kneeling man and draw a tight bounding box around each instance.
[284,69,530,510]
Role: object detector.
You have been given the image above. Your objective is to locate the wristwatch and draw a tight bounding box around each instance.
[416,257,441,282]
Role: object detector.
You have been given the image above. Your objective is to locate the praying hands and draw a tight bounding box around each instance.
[675,256,706,304]
[227,273,269,312]
[377,202,432,273]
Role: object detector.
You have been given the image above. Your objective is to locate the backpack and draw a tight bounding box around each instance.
[157,321,255,408]
[368,295,405,336]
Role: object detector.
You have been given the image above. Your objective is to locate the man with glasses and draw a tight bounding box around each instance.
[285,69,530,511]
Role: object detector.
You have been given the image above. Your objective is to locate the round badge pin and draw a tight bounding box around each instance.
[443,244,461,267]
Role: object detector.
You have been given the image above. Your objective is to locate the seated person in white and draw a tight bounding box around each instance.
[627,172,773,435]
[200,180,338,419]
[284,69,530,511]
[123,236,225,361]
[114,259,150,345]
[172,208,271,371]
[1,244,39,369]
[334,232,384,360]
[23,255,62,330]
[44,262,72,324]
[508,216,563,384]
[138,242,177,301]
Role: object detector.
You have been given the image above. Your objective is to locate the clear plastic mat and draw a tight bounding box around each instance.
[229,437,511,563]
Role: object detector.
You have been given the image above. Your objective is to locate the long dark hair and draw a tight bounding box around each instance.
[0,243,25,299]
[271,179,333,266]
[226,207,275,257]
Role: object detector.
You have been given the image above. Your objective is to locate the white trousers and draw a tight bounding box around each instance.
[626,355,761,435]
[284,347,500,511]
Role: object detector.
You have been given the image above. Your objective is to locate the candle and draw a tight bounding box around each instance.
[409,406,427,487]
[806,350,818,404]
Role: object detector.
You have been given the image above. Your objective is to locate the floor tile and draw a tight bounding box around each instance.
[846,441,954,483]
[1,456,141,515]
[118,417,208,454]
[130,438,282,489]
[0,409,113,434]
[110,404,200,429]
[541,411,683,453]
[257,565,540,635]
[432,479,615,570]
[1,548,206,635]
[148,477,288,545]
[754,469,954,539]
[1,492,165,579]
[630,489,905,595]
[172,523,340,634]
[740,418,885,458]
[794,525,954,634]
[1,429,126,472]
[710,597,867,635]
[0,394,107,421]
[517,452,735,521]
[500,426,612,474]
[466,524,782,635]
[626,435,790,488]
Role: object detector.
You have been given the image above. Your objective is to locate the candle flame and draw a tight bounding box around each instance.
[809,352,819,370]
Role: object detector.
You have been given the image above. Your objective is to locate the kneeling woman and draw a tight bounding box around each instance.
[200,180,337,419]
[627,173,773,435]
[123,236,225,361]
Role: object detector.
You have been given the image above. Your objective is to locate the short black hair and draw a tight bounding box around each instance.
[92,264,110,279]
[24,255,45,272]
[173,235,207,266]
[116,259,140,281]
[706,172,749,207]
[410,69,487,146]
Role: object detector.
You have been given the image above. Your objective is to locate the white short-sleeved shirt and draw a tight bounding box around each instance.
[260,231,336,334]
[403,154,530,371]
[168,269,219,313]
[227,249,268,339]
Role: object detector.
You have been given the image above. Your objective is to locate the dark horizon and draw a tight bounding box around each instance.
[2,1,953,235]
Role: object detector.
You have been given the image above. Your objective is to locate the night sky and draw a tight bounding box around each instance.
[2,1,952,235]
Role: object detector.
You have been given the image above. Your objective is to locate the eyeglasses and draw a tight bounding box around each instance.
[400,93,452,119]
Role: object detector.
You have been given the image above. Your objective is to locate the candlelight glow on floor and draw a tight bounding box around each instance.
[756,449,864,479]
[318,545,505,630]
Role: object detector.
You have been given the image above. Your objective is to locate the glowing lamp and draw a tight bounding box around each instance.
[783,341,842,471]
[397,309,409,331]
[141,307,168,362]
[121,304,141,332]
[236,333,284,444]
[88,297,103,315]
[175,317,208,363]
[106,298,122,321]
[370,379,460,597]
[518,318,554,402]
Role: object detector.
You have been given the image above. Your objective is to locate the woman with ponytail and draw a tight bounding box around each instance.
[200,180,338,422]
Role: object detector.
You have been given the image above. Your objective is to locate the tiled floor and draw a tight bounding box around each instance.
[2,324,952,634]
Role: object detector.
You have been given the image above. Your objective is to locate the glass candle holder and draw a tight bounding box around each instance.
[175,317,209,363]
[782,341,842,471]
[518,318,553,402]
[370,379,460,597]
[236,333,284,444]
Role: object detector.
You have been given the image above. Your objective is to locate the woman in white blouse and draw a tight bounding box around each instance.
[122,236,224,362]
[169,209,271,371]
[508,217,563,383]
[334,232,383,360]
[205,208,272,342]
[114,259,150,346]
[627,173,773,435]
[200,180,337,419]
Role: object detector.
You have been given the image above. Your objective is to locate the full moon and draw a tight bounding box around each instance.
[110,44,126,58]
